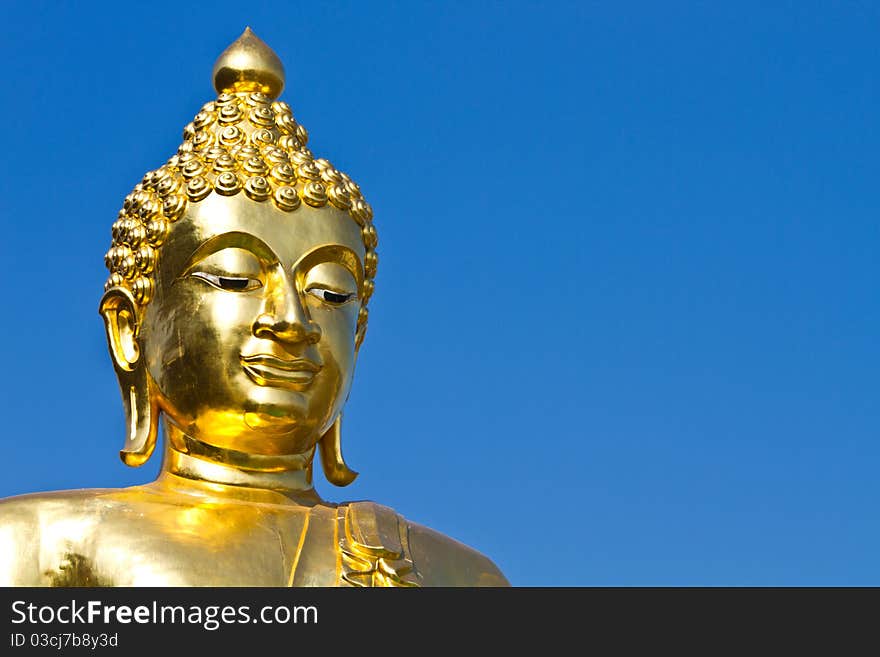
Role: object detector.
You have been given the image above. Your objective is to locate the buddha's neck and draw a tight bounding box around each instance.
[158,421,322,504]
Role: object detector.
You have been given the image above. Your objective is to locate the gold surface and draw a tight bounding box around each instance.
[0,30,508,587]
[213,27,286,99]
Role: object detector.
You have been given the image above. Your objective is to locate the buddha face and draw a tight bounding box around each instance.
[139,193,365,457]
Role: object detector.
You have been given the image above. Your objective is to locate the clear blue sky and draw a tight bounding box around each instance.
[0,2,877,585]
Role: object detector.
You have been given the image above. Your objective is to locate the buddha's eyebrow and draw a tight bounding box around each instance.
[181,232,278,274]
[294,244,364,290]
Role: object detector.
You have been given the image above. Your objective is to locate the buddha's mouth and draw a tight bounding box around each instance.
[240,354,322,390]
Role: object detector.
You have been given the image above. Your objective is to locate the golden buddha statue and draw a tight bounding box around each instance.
[0,29,508,587]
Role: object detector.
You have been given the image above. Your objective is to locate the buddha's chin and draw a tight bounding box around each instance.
[243,409,300,435]
[194,416,318,457]
[233,407,320,455]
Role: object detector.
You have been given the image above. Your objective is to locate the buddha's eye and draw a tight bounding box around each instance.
[306,287,356,305]
[190,271,262,292]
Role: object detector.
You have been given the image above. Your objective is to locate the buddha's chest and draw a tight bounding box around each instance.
[83,503,330,586]
[51,501,418,587]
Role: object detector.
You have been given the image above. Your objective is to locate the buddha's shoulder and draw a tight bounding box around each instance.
[340,500,509,587]
[0,485,175,531]
[0,489,123,584]
[0,488,120,520]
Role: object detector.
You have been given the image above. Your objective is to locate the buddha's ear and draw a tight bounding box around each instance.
[99,287,159,467]
[355,304,368,352]
[355,324,367,351]
[318,413,358,486]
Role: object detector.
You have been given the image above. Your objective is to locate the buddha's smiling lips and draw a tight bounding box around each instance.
[240,354,322,390]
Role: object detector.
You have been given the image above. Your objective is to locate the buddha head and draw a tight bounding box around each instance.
[98,29,377,486]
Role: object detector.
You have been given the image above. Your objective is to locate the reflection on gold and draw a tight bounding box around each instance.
[0,29,507,587]
[45,553,113,587]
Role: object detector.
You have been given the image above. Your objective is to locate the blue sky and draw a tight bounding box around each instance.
[0,2,877,585]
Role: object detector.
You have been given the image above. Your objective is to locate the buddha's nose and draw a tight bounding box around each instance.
[252,284,321,346]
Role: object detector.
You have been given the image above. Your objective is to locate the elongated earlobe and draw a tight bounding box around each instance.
[99,287,159,467]
[117,375,159,467]
[318,414,358,486]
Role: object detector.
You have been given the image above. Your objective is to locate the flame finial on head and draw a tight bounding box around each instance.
[212,27,285,100]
